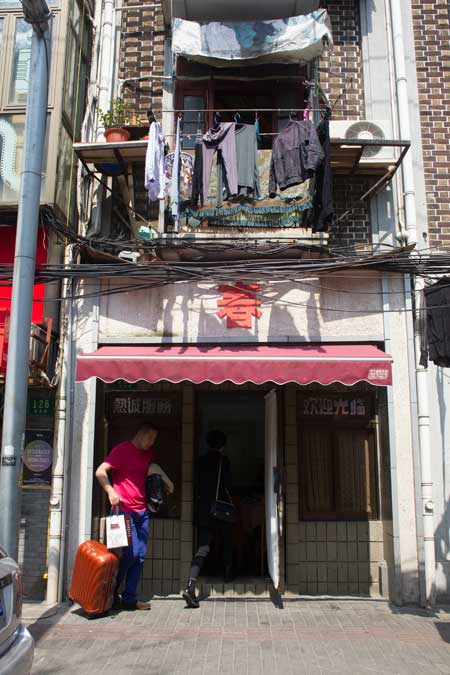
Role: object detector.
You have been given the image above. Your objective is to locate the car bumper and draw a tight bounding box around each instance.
[0,624,34,675]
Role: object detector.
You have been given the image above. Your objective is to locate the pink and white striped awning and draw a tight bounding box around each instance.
[76,344,392,387]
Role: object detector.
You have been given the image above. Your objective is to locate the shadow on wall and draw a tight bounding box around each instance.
[95,275,380,343]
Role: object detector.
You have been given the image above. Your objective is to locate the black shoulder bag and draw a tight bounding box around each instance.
[209,458,237,524]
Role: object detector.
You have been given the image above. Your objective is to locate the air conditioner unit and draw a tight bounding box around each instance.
[330,120,395,163]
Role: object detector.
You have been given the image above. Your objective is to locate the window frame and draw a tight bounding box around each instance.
[174,57,307,149]
[0,6,60,113]
[297,393,379,522]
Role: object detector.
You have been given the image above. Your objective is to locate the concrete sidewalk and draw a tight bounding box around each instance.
[25,598,450,674]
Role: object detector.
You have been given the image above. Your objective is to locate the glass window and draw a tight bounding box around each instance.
[0,18,4,49]
[9,18,32,105]
[55,124,75,220]
[63,28,77,124]
[182,95,205,150]
[0,113,48,202]
[299,426,378,520]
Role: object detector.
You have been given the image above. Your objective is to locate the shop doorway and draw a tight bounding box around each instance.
[195,391,268,579]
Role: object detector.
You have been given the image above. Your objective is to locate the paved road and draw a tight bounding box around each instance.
[25,598,450,674]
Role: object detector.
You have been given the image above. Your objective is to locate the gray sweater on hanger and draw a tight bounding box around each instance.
[218,124,261,206]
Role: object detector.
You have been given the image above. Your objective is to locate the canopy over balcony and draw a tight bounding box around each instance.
[162,0,321,23]
[171,10,332,67]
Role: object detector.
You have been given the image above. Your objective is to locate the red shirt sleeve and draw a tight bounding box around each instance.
[104,443,125,470]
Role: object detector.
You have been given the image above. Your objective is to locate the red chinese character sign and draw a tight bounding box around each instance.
[217,284,262,329]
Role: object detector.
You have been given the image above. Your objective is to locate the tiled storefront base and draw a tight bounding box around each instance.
[142,519,181,596]
[286,520,390,597]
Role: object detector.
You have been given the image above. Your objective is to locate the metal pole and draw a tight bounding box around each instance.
[0,3,51,560]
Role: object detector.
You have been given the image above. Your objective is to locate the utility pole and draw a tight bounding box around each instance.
[0,0,52,560]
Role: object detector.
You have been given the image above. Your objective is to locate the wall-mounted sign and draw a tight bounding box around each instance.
[217,283,262,329]
[21,430,53,488]
[109,395,175,416]
[298,395,373,420]
[28,396,53,416]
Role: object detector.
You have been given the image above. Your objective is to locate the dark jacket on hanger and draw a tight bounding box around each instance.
[191,140,203,208]
[309,116,334,232]
[269,119,324,196]
[420,279,450,368]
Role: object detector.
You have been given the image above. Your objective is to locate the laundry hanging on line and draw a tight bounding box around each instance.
[269,118,324,195]
[144,120,166,201]
[420,279,450,368]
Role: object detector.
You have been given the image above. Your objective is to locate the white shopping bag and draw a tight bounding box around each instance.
[106,511,132,549]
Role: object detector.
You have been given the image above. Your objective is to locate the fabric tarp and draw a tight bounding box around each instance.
[172,10,333,67]
[76,344,392,387]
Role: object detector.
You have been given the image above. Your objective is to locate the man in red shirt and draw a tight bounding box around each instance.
[95,421,158,610]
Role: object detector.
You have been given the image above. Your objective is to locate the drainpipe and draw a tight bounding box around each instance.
[96,0,115,138]
[0,2,51,560]
[46,263,73,604]
[388,0,435,605]
[91,0,116,235]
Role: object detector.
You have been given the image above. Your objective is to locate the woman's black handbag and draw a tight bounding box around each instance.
[145,473,164,514]
[209,458,237,524]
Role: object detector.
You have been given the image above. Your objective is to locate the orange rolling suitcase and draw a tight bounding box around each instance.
[68,540,119,615]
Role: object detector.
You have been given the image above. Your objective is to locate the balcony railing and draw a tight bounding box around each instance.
[72,105,410,243]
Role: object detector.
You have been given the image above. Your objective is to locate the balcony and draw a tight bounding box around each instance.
[72,130,409,264]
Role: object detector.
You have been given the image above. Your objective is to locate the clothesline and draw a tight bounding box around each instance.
[159,108,324,114]
[163,132,308,137]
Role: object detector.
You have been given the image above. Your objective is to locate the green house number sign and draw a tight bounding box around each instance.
[29,398,53,416]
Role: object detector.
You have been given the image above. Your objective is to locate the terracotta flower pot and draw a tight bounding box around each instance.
[104,127,131,142]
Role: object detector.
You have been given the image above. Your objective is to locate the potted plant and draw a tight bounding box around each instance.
[98,98,132,142]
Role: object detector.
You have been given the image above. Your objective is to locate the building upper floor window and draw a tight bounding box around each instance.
[0,8,57,109]
[0,1,59,6]
[9,18,31,105]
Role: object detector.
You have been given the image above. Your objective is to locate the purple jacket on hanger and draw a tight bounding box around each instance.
[202,122,238,204]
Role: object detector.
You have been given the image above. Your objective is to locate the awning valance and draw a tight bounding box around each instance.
[76,345,392,387]
[172,10,333,67]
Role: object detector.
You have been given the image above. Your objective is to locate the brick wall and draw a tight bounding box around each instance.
[330,176,372,249]
[320,0,365,120]
[119,0,165,120]
[320,1,371,249]
[411,2,450,246]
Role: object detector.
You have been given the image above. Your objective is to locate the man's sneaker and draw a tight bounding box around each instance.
[121,599,151,611]
[182,586,200,609]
